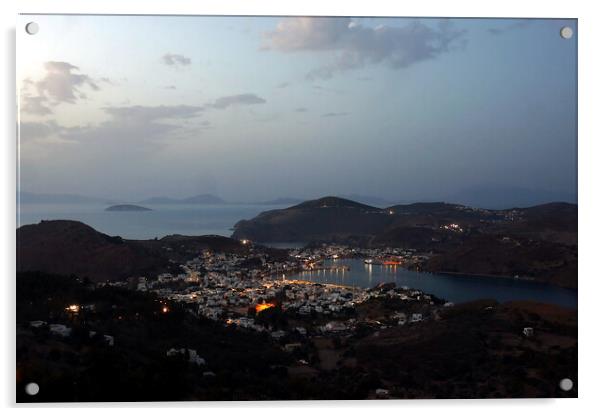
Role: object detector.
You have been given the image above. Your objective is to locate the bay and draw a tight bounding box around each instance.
[289,258,577,308]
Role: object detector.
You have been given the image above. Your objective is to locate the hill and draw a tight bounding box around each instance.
[17,273,577,400]
[16,220,245,282]
[351,299,576,398]
[232,196,391,243]
[231,197,577,287]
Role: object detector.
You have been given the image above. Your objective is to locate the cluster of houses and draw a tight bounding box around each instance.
[126,245,453,340]
[290,244,424,266]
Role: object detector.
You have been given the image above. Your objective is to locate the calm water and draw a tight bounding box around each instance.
[18,202,281,240]
[290,259,577,308]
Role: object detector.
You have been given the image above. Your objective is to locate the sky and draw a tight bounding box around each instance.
[17,15,577,203]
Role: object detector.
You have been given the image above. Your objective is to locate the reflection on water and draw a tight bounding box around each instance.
[290,259,577,309]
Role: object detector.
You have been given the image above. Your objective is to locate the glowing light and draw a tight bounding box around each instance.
[65,304,80,313]
[241,239,250,245]
[255,302,275,313]
[162,306,169,314]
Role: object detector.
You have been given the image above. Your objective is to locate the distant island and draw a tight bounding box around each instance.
[105,204,152,212]
[19,186,577,209]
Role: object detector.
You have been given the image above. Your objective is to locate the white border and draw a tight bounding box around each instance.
[2,0,601,414]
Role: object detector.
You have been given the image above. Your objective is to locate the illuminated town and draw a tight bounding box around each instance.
[108,243,445,349]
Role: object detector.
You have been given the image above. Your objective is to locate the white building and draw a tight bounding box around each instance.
[49,324,72,337]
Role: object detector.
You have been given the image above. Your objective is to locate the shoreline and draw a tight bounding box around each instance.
[434,270,577,290]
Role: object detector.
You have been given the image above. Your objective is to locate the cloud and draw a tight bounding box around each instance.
[312,85,344,94]
[263,17,466,79]
[36,61,99,103]
[20,105,205,147]
[295,107,308,112]
[321,112,349,117]
[276,82,290,88]
[162,53,192,67]
[164,85,177,90]
[20,61,100,115]
[99,77,116,85]
[211,94,267,109]
[102,105,204,123]
[19,105,210,198]
[20,95,52,116]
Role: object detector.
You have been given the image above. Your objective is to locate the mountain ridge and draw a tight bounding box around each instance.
[231,196,577,288]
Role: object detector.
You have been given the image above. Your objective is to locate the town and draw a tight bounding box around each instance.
[87,242,449,379]
[19,237,574,400]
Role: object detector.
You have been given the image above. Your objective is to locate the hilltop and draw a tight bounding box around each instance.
[16,220,246,282]
[233,196,390,243]
[232,196,577,288]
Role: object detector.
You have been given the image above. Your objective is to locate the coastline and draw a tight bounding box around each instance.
[434,270,577,290]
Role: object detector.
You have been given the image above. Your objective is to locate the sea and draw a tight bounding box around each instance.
[289,259,577,309]
[18,202,577,308]
[17,202,279,240]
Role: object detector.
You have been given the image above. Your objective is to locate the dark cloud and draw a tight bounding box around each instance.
[321,112,349,117]
[162,53,192,67]
[102,105,204,122]
[20,61,100,115]
[211,94,267,109]
[20,95,52,116]
[264,17,466,79]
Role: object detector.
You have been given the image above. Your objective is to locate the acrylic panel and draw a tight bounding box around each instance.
[16,14,577,402]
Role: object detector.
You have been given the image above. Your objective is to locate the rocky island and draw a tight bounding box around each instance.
[105,204,152,212]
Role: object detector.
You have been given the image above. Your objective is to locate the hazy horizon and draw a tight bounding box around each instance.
[18,15,577,205]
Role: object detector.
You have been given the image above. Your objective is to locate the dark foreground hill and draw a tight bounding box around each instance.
[17,220,245,282]
[17,272,577,401]
[232,197,577,288]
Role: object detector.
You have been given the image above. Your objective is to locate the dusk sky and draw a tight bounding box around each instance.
[17,15,577,203]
